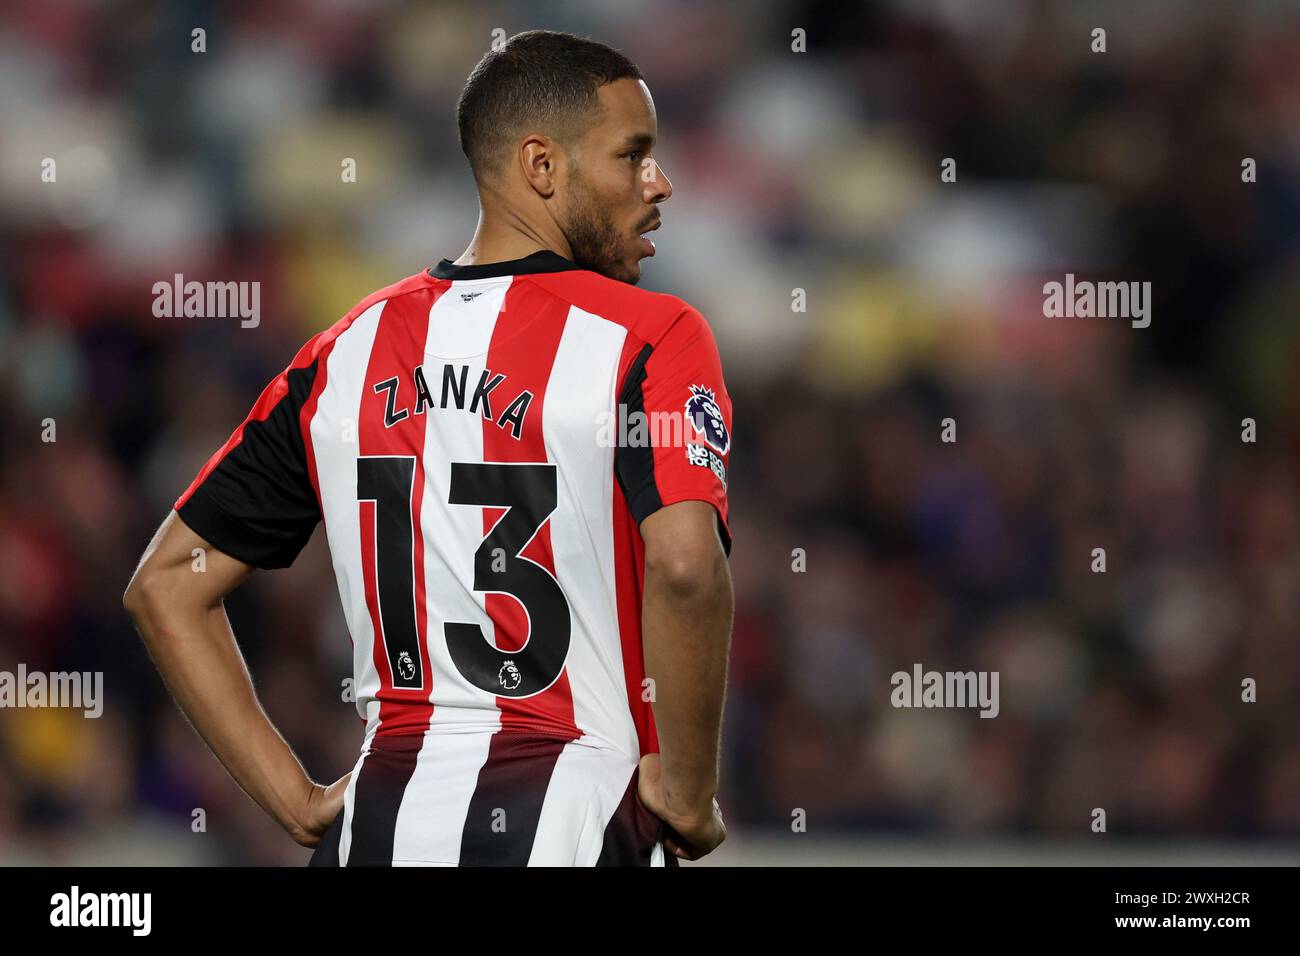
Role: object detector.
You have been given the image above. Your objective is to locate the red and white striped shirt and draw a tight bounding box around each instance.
[173,250,732,865]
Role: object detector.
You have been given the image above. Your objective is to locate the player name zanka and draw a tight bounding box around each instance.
[890,664,999,718]
[372,364,534,438]
[0,664,103,718]
[152,273,261,328]
[1042,272,1151,328]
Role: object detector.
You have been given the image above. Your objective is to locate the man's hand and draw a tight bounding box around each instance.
[290,772,352,848]
[637,752,726,861]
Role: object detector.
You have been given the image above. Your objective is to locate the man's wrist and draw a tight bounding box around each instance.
[661,778,718,823]
[283,776,323,837]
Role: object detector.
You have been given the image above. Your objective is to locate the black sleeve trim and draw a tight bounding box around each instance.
[177,361,322,569]
[614,343,661,521]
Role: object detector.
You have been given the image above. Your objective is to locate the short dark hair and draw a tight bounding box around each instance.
[455,30,643,182]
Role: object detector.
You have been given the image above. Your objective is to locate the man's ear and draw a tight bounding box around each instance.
[519,135,562,199]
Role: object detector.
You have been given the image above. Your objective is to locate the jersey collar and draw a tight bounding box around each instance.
[428,249,582,280]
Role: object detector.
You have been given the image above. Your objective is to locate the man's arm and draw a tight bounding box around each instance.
[123,511,348,847]
[637,499,733,859]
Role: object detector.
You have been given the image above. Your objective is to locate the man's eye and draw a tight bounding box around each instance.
[627,151,641,164]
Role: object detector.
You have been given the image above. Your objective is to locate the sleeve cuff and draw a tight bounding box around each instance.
[630,486,732,557]
[174,490,305,570]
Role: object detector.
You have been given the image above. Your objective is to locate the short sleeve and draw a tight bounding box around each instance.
[615,306,733,555]
[173,340,324,569]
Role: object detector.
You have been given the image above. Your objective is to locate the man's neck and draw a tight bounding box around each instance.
[454,209,573,266]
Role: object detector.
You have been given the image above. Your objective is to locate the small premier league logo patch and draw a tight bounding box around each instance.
[499,659,521,691]
[396,650,416,682]
[685,385,729,455]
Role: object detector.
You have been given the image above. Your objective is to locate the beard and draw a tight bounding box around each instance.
[559,170,639,285]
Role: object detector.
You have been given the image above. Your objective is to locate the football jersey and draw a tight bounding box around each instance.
[173,249,733,864]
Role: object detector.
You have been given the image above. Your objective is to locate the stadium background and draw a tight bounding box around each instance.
[2,0,1299,865]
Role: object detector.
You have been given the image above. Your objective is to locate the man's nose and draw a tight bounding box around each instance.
[643,158,672,202]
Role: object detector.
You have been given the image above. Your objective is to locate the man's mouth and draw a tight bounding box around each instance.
[637,218,661,258]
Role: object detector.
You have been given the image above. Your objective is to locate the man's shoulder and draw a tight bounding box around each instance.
[293,270,435,367]
[295,268,713,366]
[522,268,707,347]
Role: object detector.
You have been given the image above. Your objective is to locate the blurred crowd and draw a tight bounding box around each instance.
[2,0,1299,863]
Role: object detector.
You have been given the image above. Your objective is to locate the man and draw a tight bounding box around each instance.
[124,29,733,866]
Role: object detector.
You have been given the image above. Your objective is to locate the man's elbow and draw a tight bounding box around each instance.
[123,559,184,627]
[644,540,729,601]
[122,566,161,623]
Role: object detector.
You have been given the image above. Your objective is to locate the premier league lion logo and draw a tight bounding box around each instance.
[685,385,729,455]
[499,659,521,691]
[396,650,416,682]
